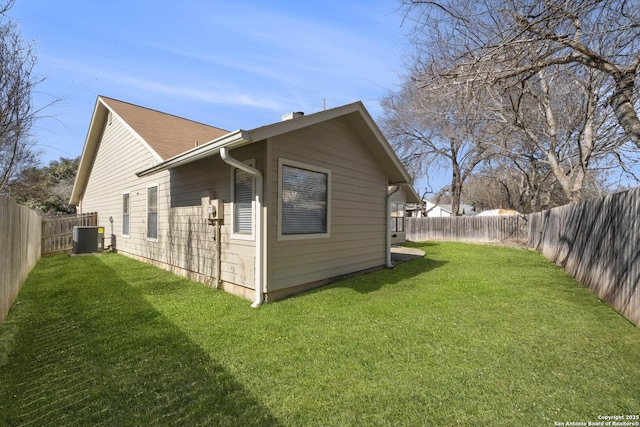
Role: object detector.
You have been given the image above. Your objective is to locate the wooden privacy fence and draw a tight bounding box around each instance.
[0,196,41,325]
[528,188,640,326]
[41,213,98,255]
[406,215,528,243]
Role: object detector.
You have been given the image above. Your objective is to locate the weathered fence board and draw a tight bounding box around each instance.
[41,213,98,255]
[406,215,528,243]
[528,188,640,327]
[0,196,41,325]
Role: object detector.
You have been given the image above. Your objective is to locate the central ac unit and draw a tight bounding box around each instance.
[72,226,104,254]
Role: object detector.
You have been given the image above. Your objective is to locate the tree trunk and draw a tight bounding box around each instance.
[451,160,462,216]
[610,69,640,149]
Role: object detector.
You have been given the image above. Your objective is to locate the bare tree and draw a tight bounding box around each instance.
[463,160,566,213]
[491,64,629,202]
[0,0,43,192]
[382,76,494,215]
[401,0,640,148]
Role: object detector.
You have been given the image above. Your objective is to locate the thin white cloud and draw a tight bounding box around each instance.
[139,1,402,92]
[39,54,289,113]
[14,0,407,163]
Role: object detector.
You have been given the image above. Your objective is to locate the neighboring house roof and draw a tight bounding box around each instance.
[425,200,452,215]
[422,201,476,216]
[136,101,413,185]
[71,96,228,204]
[440,204,476,216]
[477,208,520,216]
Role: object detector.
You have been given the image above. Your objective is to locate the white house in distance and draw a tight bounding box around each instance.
[477,209,521,216]
[424,200,452,217]
[70,96,420,306]
[407,200,476,218]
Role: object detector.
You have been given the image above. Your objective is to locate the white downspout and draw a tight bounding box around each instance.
[220,147,264,308]
[386,183,400,268]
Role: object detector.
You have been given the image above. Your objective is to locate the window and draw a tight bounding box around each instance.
[122,192,130,237]
[279,159,330,240]
[147,185,158,240]
[390,202,405,232]
[232,161,255,237]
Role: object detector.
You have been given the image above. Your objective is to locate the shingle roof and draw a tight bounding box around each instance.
[100,96,229,160]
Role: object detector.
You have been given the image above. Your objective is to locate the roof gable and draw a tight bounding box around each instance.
[100,97,228,160]
[138,102,413,185]
[72,97,416,204]
[71,96,229,204]
[250,102,412,184]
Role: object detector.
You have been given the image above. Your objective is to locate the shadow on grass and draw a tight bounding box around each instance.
[293,244,448,298]
[334,257,448,295]
[0,255,276,426]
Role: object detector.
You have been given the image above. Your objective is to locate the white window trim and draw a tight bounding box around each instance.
[146,183,159,242]
[390,202,405,233]
[122,191,130,238]
[230,159,256,241]
[278,158,331,241]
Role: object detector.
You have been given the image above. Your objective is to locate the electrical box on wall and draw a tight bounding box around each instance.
[209,199,223,220]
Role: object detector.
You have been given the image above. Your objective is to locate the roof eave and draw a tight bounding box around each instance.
[70,98,109,204]
[135,129,251,177]
[350,102,413,185]
[401,184,422,204]
[249,101,413,185]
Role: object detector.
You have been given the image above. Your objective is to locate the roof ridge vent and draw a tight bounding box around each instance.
[282,111,304,121]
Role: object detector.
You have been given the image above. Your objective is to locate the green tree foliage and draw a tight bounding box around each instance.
[7,157,79,214]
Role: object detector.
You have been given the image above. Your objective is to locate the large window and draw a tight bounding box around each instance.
[147,185,158,240]
[232,160,255,237]
[279,159,330,240]
[390,202,405,233]
[122,192,130,237]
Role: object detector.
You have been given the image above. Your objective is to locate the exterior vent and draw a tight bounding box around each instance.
[282,111,304,121]
[72,226,104,254]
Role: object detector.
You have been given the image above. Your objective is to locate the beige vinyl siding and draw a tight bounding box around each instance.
[165,205,215,277]
[82,113,262,291]
[267,116,387,291]
[80,113,170,263]
[167,144,263,288]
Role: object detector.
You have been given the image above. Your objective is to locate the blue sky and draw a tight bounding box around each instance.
[7,1,639,199]
[9,0,414,171]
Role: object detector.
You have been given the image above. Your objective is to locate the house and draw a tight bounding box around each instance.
[477,208,520,216]
[424,200,452,217]
[388,185,420,244]
[408,200,476,217]
[71,96,420,306]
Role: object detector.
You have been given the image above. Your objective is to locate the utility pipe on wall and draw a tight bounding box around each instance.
[386,184,400,268]
[213,219,221,289]
[220,147,264,308]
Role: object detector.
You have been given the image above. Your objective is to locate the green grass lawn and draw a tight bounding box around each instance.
[1,242,638,426]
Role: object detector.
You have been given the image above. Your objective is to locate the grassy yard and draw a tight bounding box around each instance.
[0,242,638,426]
